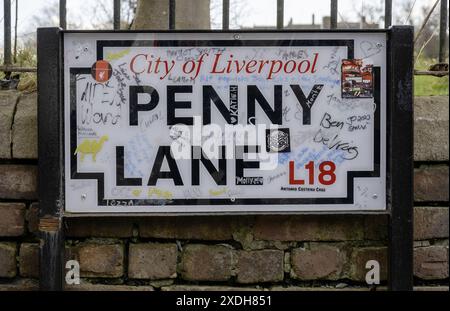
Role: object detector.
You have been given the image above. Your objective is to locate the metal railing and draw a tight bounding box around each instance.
[1,0,449,77]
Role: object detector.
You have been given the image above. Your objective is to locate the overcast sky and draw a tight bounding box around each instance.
[0,0,443,47]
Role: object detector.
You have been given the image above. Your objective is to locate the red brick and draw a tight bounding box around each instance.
[161,285,260,291]
[363,214,388,240]
[19,243,39,278]
[414,165,449,202]
[25,203,39,235]
[179,244,233,281]
[237,250,284,283]
[66,218,134,238]
[414,246,449,280]
[0,279,38,291]
[139,216,244,240]
[414,96,449,161]
[254,215,364,241]
[128,243,177,279]
[71,243,124,278]
[66,283,154,291]
[414,207,449,240]
[413,286,449,291]
[0,242,17,278]
[291,244,345,280]
[0,202,25,236]
[270,286,381,291]
[0,165,37,199]
[348,247,387,281]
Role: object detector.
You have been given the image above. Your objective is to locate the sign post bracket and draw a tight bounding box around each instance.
[387,25,414,291]
[37,27,65,291]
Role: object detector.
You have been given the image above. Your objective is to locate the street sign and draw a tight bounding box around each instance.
[63,32,387,213]
[39,27,414,290]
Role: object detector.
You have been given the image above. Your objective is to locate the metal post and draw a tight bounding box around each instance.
[277,0,284,29]
[37,27,65,291]
[222,0,230,30]
[388,26,414,291]
[114,0,121,30]
[169,0,176,30]
[3,0,12,76]
[385,0,392,28]
[330,0,338,29]
[439,0,448,62]
[59,0,66,29]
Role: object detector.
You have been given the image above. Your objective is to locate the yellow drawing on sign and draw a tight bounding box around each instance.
[74,135,109,162]
[105,49,130,61]
[132,189,142,197]
[209,188,228,196]
[148,188,173,200]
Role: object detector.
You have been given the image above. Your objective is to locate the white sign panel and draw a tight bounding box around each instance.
[63,32,387,213]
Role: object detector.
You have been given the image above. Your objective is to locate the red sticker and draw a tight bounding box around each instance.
[341,59,373,98]
[91,60,112,82]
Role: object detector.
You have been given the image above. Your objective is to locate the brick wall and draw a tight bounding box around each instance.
[0,91,448,291]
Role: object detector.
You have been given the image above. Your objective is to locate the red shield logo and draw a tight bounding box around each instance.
[91,60,112,83]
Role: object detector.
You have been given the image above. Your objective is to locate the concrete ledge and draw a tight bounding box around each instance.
[12,92,37,158]
[414,96,449,161]
[0,91,20,159]
[0,165,38,199]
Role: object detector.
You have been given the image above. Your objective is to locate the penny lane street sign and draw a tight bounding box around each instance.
[62,32,388,213]
[38,28,413,290]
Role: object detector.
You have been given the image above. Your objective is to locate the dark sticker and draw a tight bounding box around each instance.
[341,59,373,98]
[229,85,238,125]
[235,176,264,185]
[91,60,112,83]
[266,128,291,153]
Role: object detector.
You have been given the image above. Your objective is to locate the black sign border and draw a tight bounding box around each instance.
[68,39,381,207]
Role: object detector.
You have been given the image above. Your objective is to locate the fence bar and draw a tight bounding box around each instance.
[439,0,448,62]
[0,66,37,72]
[277,0,284,29]
[385,0,392,28]
[223,0,230,30]
[169,0,175,30]
[59,0,66,29]
[13,0,18,63]
[330,0,338,29]
[414,69,449,77]
[113,0,121,30]
[3,0,12,72]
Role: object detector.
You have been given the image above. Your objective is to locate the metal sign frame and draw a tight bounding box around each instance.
[37,27,413,290]
[64,32,387,214]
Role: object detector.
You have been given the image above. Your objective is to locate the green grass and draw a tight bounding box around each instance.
[414,55,449,96]
[1,46,37,91]
[415,75,449,96]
